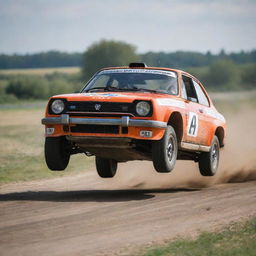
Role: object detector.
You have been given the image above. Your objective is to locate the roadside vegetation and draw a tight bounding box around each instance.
[0,72,83,103]
[0,40,255,104]
[142,217,256,256]
[0,107,94,184]
[1,61,255,104]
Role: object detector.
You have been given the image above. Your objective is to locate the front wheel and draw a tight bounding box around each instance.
[95,157,117,178]
[198,136,220,176]
[45,136,70,171]
[152,125,178,173]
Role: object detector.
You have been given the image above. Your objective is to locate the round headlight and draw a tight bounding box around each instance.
[136,101,151,116]
[51,99,65,114]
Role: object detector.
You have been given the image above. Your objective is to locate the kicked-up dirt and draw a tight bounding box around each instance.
[0,107,256,256]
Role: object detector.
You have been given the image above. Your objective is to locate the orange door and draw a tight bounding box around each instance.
[181,75,210,146]
[185,101,209,145]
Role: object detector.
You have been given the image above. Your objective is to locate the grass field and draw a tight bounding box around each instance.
[0,106,93,184]
[142,217,256,256]
[0,66,80,75]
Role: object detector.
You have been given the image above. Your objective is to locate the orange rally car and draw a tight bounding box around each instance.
[42,63,226,177]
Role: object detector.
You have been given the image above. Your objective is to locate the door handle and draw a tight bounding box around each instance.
[198,108,204,113]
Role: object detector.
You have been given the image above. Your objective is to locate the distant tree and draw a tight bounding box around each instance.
[4,74,83,100]
[219,49,226,58]
[141,51,213,69]
[0,52,82,69]
[48,79,73,95]
[241,64,256,89]
[81,40,139,80]
[6,76,49,99]
[1,48,256,70]
[204,60,238,89]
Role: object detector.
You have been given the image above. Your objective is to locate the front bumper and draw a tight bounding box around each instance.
[41,114,167,129]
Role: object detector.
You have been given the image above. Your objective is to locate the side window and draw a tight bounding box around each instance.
[182,75,198,103]
[181,80,187,99]
[193,80,210,106]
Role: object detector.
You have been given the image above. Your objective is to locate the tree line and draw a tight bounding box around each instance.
[0,73,82,103]
[1,60,255,103]
[81,40,256,90]
[141,50,256,69]
[1,47,256,70]
[0,40,255,103]
[0,51,82,69]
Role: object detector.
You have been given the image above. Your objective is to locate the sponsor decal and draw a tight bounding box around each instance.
[187,112,198,137]
[156,98,185,108]
[204,109,216,118]
[204,109,226,122]
[85,93,130,98]
[100,69,177,78]
[217,113,226,122]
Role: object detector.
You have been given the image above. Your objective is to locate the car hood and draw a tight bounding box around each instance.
[52,92,178,103]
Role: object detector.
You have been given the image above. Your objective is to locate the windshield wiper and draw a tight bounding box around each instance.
[86,87,160,93]
[86,86,123,92]
[129,88,159,93]
[86,87,106,92]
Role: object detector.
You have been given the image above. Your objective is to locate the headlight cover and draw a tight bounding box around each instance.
[136,101,151,116]
[51,99,65,114]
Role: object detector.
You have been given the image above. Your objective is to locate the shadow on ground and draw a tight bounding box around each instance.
[0,188,199,203]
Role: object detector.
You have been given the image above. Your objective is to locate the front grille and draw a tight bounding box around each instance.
[67,101,134,114]
[69,113,133,117]
[70,124,119,134]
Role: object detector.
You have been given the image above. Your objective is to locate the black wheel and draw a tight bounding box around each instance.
[152,125,178,173]
[44,136,70,171]
[199,136,220,176]
[95,157,117,178]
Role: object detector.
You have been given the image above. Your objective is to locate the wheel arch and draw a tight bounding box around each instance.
[167,111,183,145]
[215,126,225,147]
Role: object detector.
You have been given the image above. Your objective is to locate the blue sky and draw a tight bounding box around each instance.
[0,0,256,54]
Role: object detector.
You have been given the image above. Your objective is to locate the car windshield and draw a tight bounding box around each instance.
[83,69,178,95]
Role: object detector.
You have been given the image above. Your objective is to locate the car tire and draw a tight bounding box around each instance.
[95,157,117,178]
[45,136,70,171]
[198,136,220,176]
[152,125,178,173]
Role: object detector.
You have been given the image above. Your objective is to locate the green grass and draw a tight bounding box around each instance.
[0,108,94,184]
[0,153,94,183]
[142,218,256,256]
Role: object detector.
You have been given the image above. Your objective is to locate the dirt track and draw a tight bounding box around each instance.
[0,174,255,256]
[0,107,256,256]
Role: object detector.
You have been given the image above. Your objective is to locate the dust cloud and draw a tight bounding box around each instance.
[114,106,256,189]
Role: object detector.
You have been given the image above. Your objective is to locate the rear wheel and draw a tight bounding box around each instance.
[198,136,220,176]
[45,136,70,171]
[152,125,178,173]
[95,157,117,178]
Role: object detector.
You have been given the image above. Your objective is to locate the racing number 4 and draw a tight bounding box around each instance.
[187,112,198,137]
